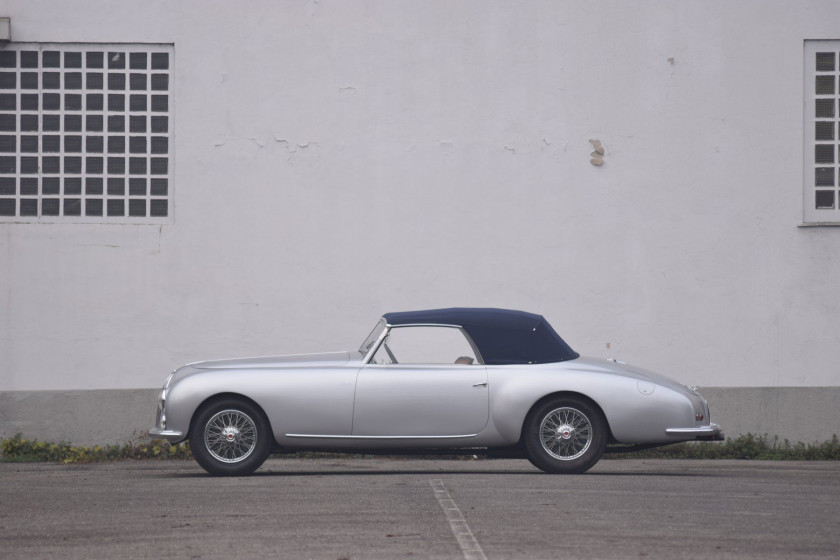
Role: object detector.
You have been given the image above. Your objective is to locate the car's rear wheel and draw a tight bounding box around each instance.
[523,396,607,474]
[190,398,272,476]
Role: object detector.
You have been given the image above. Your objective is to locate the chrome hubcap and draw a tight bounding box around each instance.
[204,409,258,464]
[539,407,592,461]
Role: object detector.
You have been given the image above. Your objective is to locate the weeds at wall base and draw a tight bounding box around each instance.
[1,432,839,463]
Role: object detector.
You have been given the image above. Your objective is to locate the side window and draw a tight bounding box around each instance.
[371,326,479,365]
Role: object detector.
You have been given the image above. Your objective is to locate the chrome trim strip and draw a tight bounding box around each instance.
[665,423,722,435]
[149,428,184,439]
[284,433,478,439]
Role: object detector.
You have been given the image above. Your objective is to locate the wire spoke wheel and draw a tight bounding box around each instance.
[538,407,592,461]
[203,409,258,464]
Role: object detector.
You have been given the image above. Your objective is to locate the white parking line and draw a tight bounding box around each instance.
[430,479,488,560]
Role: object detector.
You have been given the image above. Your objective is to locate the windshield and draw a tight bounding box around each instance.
[358,318,387,355]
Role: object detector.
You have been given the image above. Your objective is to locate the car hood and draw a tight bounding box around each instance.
[571,356,696,394]
[188,351,356,370]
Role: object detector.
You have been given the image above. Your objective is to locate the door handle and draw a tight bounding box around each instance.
[473,382,488,387]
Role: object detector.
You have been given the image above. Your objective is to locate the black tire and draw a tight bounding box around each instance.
[523,396,607,474]
[189,398,273,476]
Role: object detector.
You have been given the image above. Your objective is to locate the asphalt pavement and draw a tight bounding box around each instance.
[1,457,838,559]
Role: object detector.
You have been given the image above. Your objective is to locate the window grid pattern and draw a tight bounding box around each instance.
[806,41,840,223]
[0,44,172,222]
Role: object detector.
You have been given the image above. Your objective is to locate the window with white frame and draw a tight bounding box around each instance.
[805,41,840,224]
[0,44,173,222]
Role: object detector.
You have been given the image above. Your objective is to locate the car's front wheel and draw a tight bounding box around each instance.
[189,398,272,476]
[523,396,607,474]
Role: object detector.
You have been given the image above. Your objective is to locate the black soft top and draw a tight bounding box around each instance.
[382,307,579,365]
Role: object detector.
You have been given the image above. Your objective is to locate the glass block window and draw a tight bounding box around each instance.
[0,44,173,222]
[805,41,840,223]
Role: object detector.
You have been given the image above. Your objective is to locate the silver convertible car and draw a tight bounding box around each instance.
[151,308,723,476]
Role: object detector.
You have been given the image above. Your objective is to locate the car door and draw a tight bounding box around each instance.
[352,325,489,437]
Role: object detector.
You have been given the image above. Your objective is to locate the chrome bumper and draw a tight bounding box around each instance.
[665,423,724,441]
[149,428,185,443]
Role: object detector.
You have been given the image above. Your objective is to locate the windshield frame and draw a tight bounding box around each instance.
[358,318,387,358]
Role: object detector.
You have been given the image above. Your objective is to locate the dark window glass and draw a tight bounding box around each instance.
[151,137,168,154]
[150,178,168,196]
[108,73,126,90]
[85,198,103,216]
[107,177,125,195]
[0,176,14,195]
[151,116,168,133]
[86,156,104,174]
[64,156,82,174]
[130,136,147,153]
[0,135,14,152]
[65,114,82,132]
[85,177,103,195]
[21,178,38,195]
[42,136,61,152]
[65,93,82,110]
[43,93,60,110]
[151,95,168,112]
[130,52,148,69]
[108,115,125,132]
[0,114,14,131]
[64,177,82,195]
[151,74,169,91]
[816,99,835,118]
[20,198,38,216]
[0,156,16,173]
[130,73,147,90]
[42,198,60,216]
[43,115,60,131]
[42,72,61,89]
[0,94,15,110]
[816,190,835,209]
[150,158,168,175]
[21,72,38,89]
[108,52,126,69]
[64,198,82,216]
[816,75,835,95]
[107,199,125,216]
[129,199,146,217]
[65,52,82,68]
[107,157,125,174]
[129,178,147,195]
[108,94,125,111]
[20,157,38,174]
[108,136,126,154]
[816,52,836,71]
[129,157,147,175]
[65,136,83,153]
[65,72,83,90]
[86,93,103,111]
[21,94,37,110]
[815,144,835,164]
[150,199,168,217]
[21,114,39,131]
[21,136,38,152]
[42,156,61,174]
[42,177,60,195]
[816,121,835,141]
[130,94,147,111]
[86,51,104,69]
[151,53,169,70]
[86,115,103,132]
[130,116,146,133]
[86,72,103,89]
[21,51,39,68]
[0,51,15,68]
[0,72,16,89]
[86,136,104,153]
[0,199,14,216]
[42,51,61,68]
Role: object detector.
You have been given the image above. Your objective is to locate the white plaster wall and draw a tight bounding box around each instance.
[1,0,839,391]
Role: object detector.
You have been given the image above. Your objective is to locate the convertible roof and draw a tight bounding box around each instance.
[382,308,579,365]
